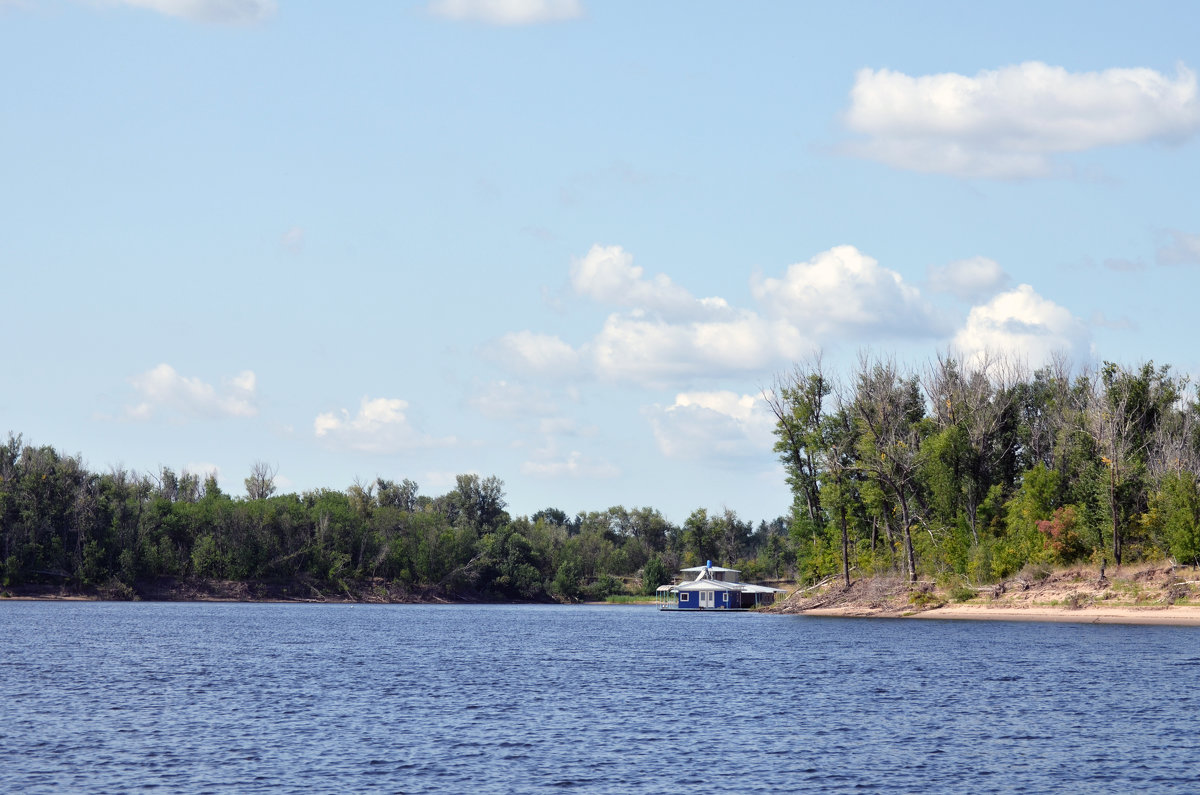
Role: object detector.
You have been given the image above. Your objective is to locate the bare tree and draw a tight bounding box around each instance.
[922,349,1024,543]
[850,353,926,583]
[244,460,278,501]
[1078,362,1182,566]
[763,355,831,532]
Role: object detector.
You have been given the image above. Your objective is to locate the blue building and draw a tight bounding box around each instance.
[656,562,785,611]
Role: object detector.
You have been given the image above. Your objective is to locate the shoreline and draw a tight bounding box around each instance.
[766,564,1200,626]
[7,592,1200,624]
[797,603,1200,626]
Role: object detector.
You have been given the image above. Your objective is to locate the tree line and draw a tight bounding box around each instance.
[7,351,1195,601]
[0,433,789,600]
[767,353,1200,587]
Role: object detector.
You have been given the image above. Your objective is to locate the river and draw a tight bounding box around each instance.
[2,602,1198,793]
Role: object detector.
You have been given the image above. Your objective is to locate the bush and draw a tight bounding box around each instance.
[585,574,625,601]
[949,585,977,602]
[1017,562,1050,583]
[908,585,941,608]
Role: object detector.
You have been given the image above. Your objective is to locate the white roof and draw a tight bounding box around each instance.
[674,579,743,592]
[665,579,786,594]
[738,583,787,594]
[679,565,741,574]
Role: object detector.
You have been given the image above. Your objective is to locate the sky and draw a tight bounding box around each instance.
[3,0,1199,524]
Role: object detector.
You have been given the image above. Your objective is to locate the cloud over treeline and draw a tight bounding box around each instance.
[843,62,1200,178]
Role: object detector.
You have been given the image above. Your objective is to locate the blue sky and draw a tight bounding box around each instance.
[3,0,1199,523]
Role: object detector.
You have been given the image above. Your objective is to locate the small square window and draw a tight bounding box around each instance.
[680,593,689,602]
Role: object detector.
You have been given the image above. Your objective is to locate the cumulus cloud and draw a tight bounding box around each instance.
[314,396,455,453]
[1157,229,1200,265]
[589,312,804,386]
[114,0,277,24]
[428,0,583,25]
[843,62,1200,178]
[645,391,776,463]
[492,243,952,388]
[952,285,1090,367]
[127,364,257,420]
[493,313,806,387]
[927,256,1011,302]
[570,244,712,321]
[751,244,940,338]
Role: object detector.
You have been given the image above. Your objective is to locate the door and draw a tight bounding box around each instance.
[700,591,714,608]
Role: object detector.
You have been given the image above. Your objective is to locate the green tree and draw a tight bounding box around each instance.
[641,555,669,595]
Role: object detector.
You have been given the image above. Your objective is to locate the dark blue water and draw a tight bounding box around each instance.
[2,603,1199,794]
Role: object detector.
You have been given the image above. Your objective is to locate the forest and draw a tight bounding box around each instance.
[0,437,784,600]
[768,353,1200,587]
[2,353,1199,601]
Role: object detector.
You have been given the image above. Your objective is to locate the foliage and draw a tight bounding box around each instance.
[1037,506,1086,564]
[5,353,1198,599]
[948,584,977,602]
[768,355,1200,586]
[0,431,792,601]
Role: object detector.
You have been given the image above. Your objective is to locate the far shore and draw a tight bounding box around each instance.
[10,564,1200,627]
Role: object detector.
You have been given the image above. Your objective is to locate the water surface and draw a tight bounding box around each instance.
[3,602,1198,793]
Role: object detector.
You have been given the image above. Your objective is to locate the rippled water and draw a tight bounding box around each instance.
[3,602,1199,793]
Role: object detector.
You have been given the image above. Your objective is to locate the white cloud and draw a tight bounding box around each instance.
[467,380,558,420]
[428,0,583,25]
[493,243,951,388]
[589,311,805,386]
[521,448,619,479]
[314,396,455,453]
[127,364,257,420]
[843,62,1200,178]
[646,391,776,463]
[927,256,1011,302]
[185,462,221,479]
[423,470,462,490]
[570,244,708,321]
[114,0,277,24]
[1157,229,1200,265]
[751,244,940,339]
[489,330,581,376]
[952,285,1090,367]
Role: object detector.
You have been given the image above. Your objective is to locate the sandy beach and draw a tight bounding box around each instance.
[799,603,1200,626]
[769,563,1200,626]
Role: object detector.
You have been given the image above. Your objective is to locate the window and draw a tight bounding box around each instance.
[680,593,689,602]
[722,592,728,603]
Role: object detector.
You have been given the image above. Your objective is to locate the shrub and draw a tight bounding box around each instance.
[908,586,941,608]
[949,585,977,602]
[585,574,625,601]
[1017,562,1050,583]
[1036,506,1086,564]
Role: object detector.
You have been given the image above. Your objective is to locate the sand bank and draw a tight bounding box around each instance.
[797,604,1200,626]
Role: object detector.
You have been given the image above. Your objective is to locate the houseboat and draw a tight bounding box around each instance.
[655,561,785,611]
